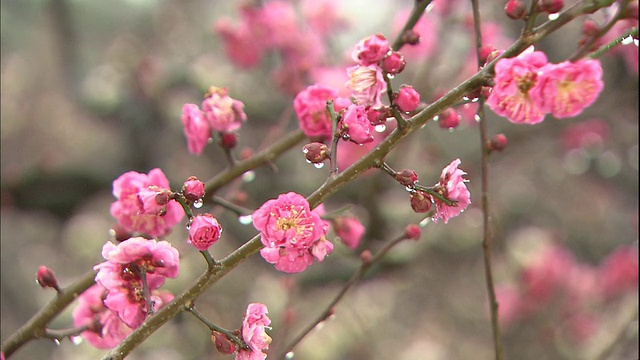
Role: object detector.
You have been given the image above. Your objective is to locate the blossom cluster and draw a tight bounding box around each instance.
[487,50,604,125]
[181,86,247,155]
[496,243,638,343]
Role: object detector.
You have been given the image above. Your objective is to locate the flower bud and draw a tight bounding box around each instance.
[539,0,564,14]
[381,51,406,75]
[404,224,422,241]
[182,176,206,203]
[505,0,527,20]
[437,108,460,129]
[212,331,238,355]
[478,44,497,65]
[410,191,432,213]
[302,142,330,164]
[401,29,421,46]
[395,169,419,186]
[487,133,508,153]
[394,85,420,113]
[366,106,389,126]
[188,214,222,251]
[37,266,60,291]
[220,132,237,150]
[360,249,373,265]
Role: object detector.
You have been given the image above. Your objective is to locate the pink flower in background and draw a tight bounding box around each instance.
[495,285,522,328]
[395,85,420,113]
[346,64,387,109]
[94,238,179,328]
[72,284,133,349]
[519,245,576,311]
[432,159,471,223]
[333,216,365,249]
[252,192,331,273]
[239,1,298,48]
[110,168,184,237]
[181,103,211,155]
[236,303,272,360]
[352,34,390,66]
[294,84,340,140]
[301,0,348,36]
[487,50,549,124]
[339,104,374,144]
[188,214,222,251]
[536,59,604,118]
[598,244,639,299]
[202,87,247,133]
[561,118,610,152]
[215,18,265,68]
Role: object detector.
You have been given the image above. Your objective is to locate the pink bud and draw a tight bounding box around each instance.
[505,0,527,20]
[182,176,206,203]
[302,142,330,164]
[394,85,420,113]
[437,108,460,129]
[360,249,373,265]
[37,266,60,291]
[410,191,432,213]
[404,224,422,241]
[539,0,564,14]
[395,169,419,186]
[488,133,508,153]
[211,331,238,355]
[219,132,237,150]
[401,29,420,46]
[478,44,497,65]
[366,106,389,126]
[381,51,406,75]
[188,214,222,251]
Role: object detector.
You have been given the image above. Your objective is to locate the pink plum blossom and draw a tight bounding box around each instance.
[352,34,390,66]
[333,216,365,249]
[486,50,549,124]
[110,168,184,237]
[294,84,340,140]
[181,103,211,155]
[252,192,332,273]
[598,244,639,299]
[94,238,179,328]
[202,87,247,133]
[535,59,604,119]
[301,0,348,36]
[345,64,387,109]
[72,284,133,349]
[188,214,222,251]
[395,85,420,113]
[339,104,374,144]
[432,159,471,224]
[236,303,272,360]
[215,18,265,68]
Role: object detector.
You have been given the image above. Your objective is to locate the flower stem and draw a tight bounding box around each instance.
[185,305,246,349]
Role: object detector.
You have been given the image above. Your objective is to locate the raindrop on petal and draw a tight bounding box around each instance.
[238,215,253,225]
[374,124,386,133]
[242,171,255,182]
[313,162,325,169]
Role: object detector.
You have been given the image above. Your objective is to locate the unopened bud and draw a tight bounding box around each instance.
[404,224,422,241]
[360,249,373,265]
[37,266,60,292]
[302,142,330,164]
[505,0,527,20]
[410,191,432,213]
[381,51,406,75]
[401,29,421,46]
[395,169,419,186]
[219,132,237,150]
[182,176,206,203]
[366,106,389,126]
[437,108,460,129]
[211,331,238,355]
[487,133,508,153]
[539,0,564,14]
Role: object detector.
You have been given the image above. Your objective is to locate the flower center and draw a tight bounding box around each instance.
[516,72,537,94]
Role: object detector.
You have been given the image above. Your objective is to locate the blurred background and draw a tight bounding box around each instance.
[1,0,638,359]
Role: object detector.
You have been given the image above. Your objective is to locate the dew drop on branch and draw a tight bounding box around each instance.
[313,162,325,169]
[238,215,253,225]
[242,171,255,182]
[193,199,203,209]
[375,124,386,132]
[285,352,295,359]
[53,339,61,346]
[71,336,83,345]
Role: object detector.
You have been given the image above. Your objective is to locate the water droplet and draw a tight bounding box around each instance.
[305,159,312,164]
[313,162,325,169]
[471,97,479,103]
[387,73,395,79]
[462,96,470,101]
[433,115,439,122]
[53,339,61,346]
[419,218,431,227]
[285,352,295,359]
[474,114,481,123]
[316,322,325,330]
[108,228,116,237]
[302,147,309,154]
[374,124,386,132]
[242,171,255,182]
[622,35,634,45]
[71,336,83,345]
[193,199,203,209]
[238,215,253,225]
[405,186,414,192]
[207,137,214,144]
[548,13,559,20]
